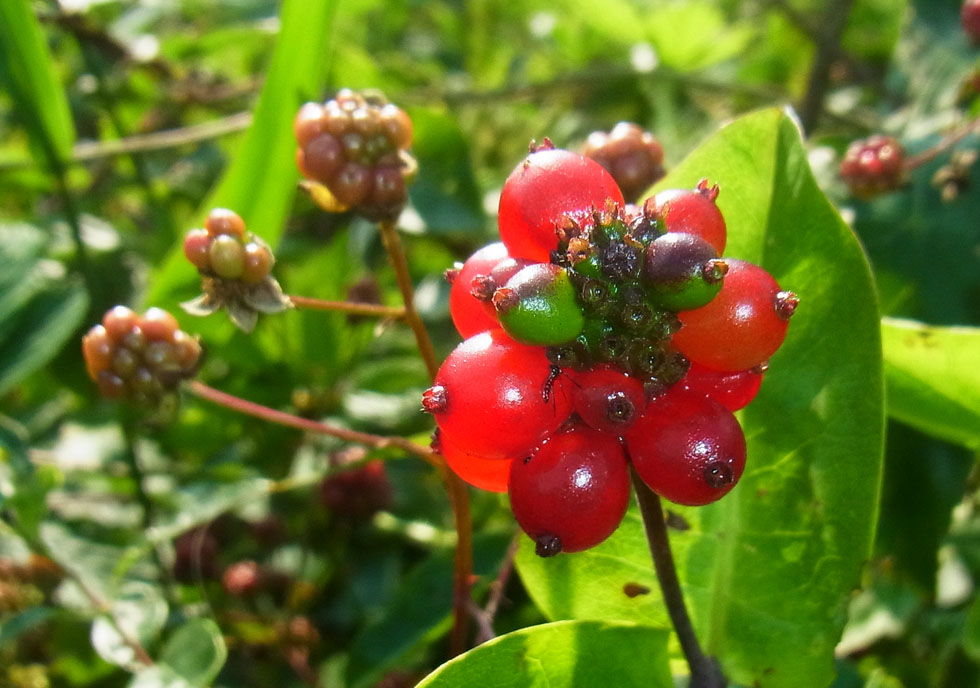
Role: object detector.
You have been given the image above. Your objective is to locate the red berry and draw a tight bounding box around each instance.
[423,329,572,460]
[964,0,980,44]
[509,424,630,555]
[302,133,346,185]
[205,208,246,239]
[566,365,646,434]
[140,307,179,343]
[583,122,665,204]
[294,102,329,147]
[681,361,764,412]
[435,430,512,493]
[650,180,727,254]
[839,135,905,199]
[447,242,510,338]
[319,460,393,519]
[626,389,746,506]
[671,259,796,372]
[498,147,624,262]
[183,228,213,272]
[241,242,273,284]
[102,306,139,343]
[82,325,113,379]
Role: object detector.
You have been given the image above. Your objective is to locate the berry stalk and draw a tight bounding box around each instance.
[186,380,439,467]
[631,467,727,688]
[375,217,475,657]
[288,295,406,320]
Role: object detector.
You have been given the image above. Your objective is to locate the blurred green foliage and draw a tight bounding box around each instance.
[0,0,978,687]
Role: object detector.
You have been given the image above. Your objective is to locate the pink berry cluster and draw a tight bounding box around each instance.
[183,208,274,284]
[839,134,906,199]
[81,306,202,406]
[582,122,666,203]
[423,141,798,556]
[294,89,415,221]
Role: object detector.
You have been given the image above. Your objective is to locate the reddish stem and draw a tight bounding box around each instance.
[289,295,406,319]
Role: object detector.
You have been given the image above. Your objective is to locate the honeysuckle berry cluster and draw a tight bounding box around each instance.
[181,207,290,333]
[423,140,798,557]
[81,306,202,413]
[294,88,416,221]
[582,122,666,204]
[839,134,906,199]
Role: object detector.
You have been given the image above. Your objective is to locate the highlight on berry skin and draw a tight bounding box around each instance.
[294,88,417,222]
[181,207,291,333]
[81,306,202,410]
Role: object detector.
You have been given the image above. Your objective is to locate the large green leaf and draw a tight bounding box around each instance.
[881,317,980,450]
[516,108,885,688]
[0,0,76,164]
[415,620,672,688]
[148,0,338,309]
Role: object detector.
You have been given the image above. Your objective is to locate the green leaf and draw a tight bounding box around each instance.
[346,532,511,688]
[149,0,338,308]
[91,581,169,670]
[881,317,980,450]
[415,620,672,688]
[0,424,58,542]
[0,282,89,397]
[518,109,885,688]
[158,618,228,687]
[0,0,76,164]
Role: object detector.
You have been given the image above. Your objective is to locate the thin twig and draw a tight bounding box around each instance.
[473,534,521,645]
[375,218,473,657]
[288,295,406,319]
[902,114,980,171]
[631,468,726,688]
[798,0,857,133]
[186,380,440,468]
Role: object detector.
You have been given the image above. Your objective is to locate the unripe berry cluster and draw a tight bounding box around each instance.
[294,89,415,221]
[183,208,275,283]
[582,122,666,203]
[425,141,797,557]
[839,134,906,199]
[81,306,202,406]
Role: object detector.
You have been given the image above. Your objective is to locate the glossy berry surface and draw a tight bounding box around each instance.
[566,365,645,434]
[509,424,630,555]
[582,122,665,203]
[493,263,585,346]
[642,232,726,311]
[434,430,512,493]
[498,146,624,262]
[295,89,414,221]
[423,329,572,460]
[651,180,727,254]
[447,242,509,338]
[681,361,764,412]
[626,389,746,506]
[839,135,905,199]
[672,259,796,372]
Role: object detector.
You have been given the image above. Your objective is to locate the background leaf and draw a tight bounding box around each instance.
[415,620,672,688]
[0,0,76,164]
[881,317,980,450]
[517,108,885,688]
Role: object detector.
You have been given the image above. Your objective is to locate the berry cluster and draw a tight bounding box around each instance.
[839,134,906,199]
[294,89,415,221]
[181,208,290,332]
[582,122,666,203]
[964,0,980,44]
[82,306,202,408]
[183,208,275,284]
[425,141,797,556]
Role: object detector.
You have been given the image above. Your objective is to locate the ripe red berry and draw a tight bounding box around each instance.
[509,424,630,555]
[671,259,797,372]
[650,180,727,255]
[565,365,646,434]
[183,228,213,272]
[423,329,572,460]
[681,361,764,412]
[447,242,510,338]
[498,146,624,262]
[434,430,512,493]
[839,135,905,199]
[205,208,246,239]
[626,389,746,506]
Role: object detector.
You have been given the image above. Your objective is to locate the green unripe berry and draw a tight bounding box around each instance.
[642,233,726,311]
[209,234,246,279]
[492,264,585,346]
